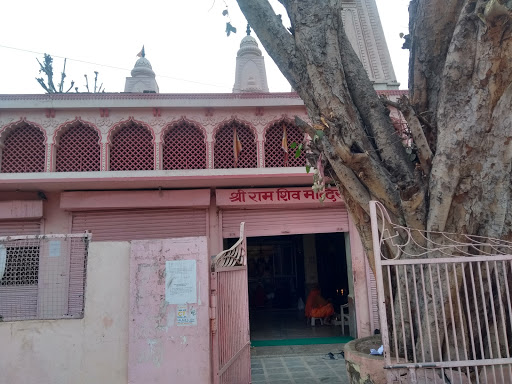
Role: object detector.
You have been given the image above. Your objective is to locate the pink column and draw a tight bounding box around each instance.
[154,141,162,170]
[207,141,214,169]
[45,143,54,172]
[257,139,265,168]
[208,191,222,257]
[101,142,109,171]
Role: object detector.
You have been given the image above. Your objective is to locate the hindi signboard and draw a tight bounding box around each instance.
[216,187,343,208]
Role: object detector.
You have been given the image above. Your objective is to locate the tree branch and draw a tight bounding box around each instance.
[334,9,417,190]
[296,116,402,218]
[484,0,512,23]
[382,96,433,176]
[408,0,465,126]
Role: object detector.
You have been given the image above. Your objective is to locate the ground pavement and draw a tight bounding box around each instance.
[251,348,349,384]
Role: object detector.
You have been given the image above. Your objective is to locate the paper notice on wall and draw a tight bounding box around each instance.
[48,240,61,257]
[165,259,197,304]
[176,304,197,326]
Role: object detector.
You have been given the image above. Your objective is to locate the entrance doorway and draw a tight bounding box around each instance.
[224,232,349,343]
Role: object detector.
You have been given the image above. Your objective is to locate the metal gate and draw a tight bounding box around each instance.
[370,200,512,383]
[210,222,251,384]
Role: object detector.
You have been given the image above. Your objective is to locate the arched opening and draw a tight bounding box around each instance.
[265,120,305,168]
[110,121,154,171]
[214,120,257,169]
[162,120,206,170]
[56,121,100,172]
[1,122,45,173]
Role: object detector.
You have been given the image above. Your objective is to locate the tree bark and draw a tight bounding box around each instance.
[237,0,512,365]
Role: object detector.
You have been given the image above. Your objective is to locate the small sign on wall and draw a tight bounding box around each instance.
[48,240,61,257]
[165,259,197,304]
[176,304,197,326]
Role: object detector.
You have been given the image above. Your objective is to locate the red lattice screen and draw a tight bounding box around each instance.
[162,121,206,170]
[56,122,100,172]
[110,121,154,171]
[265,120,305,167]
[214,121,257,169]
[1,123,45,173]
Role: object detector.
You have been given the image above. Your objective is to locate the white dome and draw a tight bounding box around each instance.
[131,57,156,78]
[237,35,262,57]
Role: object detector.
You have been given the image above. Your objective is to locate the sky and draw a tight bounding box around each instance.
[0,0,410,95]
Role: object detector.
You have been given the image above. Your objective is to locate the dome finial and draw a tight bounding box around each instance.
[246,24,251,36]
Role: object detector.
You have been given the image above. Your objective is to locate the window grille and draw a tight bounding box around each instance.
[56,121,101,172]
[110,121,154,171]
[265,120,306,167]
[0,244,39,286]
[0,233,91,321]
[214,121,257,169]
[1,122,45,173]
[162,121,206,170]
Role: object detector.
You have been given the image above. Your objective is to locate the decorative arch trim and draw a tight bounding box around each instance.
[160,117,207,144]
[0,117,48,145]
[0,118,47,173]
[107,116,156,145]
[54,117,102,172]
[161,118,207,170]
[108,117,155,171]
[53,117,102,146]
[212,116,258,143]
[262,115,296,142]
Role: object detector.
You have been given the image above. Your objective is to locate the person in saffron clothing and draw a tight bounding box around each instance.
[305,285,335,324]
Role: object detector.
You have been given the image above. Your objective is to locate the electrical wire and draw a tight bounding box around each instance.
[0,44,227,89]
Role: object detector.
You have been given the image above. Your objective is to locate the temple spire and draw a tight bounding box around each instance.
[232,32,269,93]
[124,47,159,93]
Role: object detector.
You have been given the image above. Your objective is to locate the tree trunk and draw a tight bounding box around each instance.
[236,0,512,367]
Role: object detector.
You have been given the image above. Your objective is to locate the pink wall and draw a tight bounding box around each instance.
[128,237,210,384]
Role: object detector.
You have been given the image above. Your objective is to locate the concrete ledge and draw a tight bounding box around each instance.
[344,336,386,384]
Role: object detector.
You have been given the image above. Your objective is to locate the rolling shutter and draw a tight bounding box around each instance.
[72,208,207,241]
[222,206,349,238]
[0,220,41,236]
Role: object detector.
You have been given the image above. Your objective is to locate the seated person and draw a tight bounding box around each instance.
[305,285,335,324]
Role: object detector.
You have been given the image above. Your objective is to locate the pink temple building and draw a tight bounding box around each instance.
[0,2,406,383]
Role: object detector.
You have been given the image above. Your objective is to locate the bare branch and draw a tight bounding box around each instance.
[65,81,74,93]
[59,58,67,93]
[84,74,90,93]
[35,77,50,93]
[94,71,98,93]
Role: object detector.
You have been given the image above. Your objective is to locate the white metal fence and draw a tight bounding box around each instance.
[0,233,91,321]
[370,201,512,384]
